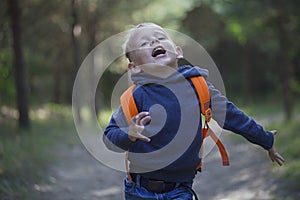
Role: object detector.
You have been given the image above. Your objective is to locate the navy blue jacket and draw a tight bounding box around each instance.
[103,65,274,182]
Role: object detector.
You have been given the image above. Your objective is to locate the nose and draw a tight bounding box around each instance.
[150,37,159,46]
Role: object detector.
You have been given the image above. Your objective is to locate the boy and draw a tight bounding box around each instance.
[103,23,284,200]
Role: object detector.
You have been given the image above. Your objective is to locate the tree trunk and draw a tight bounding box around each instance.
[71,0,82,124]
[242,43,251,103]
[86,9,99,117]
[276,2,293,120]
[53,52,62,103]
[8,0,30,128]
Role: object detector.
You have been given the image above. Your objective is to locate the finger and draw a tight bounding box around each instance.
[130,112,148,124]
[136,133,151,142]
[270,130,277,136]
[135,112,150,125]
[275,157,284,166]
[140,116,151,125]
[131,115,138,124]
[275,153,285,163]
[268,149,275,162]
[272,152,285,166]
[276,153,285,161]
[139,112,150,118]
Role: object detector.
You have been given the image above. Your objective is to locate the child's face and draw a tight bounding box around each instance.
[126,25,182,69]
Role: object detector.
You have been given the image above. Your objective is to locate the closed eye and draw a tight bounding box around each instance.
[158,37,166,40]
[140,42,148,47]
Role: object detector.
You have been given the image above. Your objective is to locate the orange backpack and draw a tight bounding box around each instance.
[120,75,229,180]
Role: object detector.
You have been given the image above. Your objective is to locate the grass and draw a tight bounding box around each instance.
[0,104,75,200]
[237,101,300,199]
[236,100,283,118]
[268,119,300,199]
[98,109,113,129]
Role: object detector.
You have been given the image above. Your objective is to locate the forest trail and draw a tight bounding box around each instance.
[194,133,277,199]
[34,127,282,200]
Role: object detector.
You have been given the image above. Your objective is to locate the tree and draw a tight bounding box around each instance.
[274,0,294,119]
[8,0,30,128]
[71,0,82,123]
[182,0,299,119]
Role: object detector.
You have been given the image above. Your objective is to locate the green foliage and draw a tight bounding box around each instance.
[238,99,283,118]
[98,109,113,129]
[131,0,196,29]
[0,105,74,199]
[183,0,300,106]
[226,20,247,45]
[0,128,53,199]
[270,119,300,190]
[1,0,298,108]
[290,78,300,95]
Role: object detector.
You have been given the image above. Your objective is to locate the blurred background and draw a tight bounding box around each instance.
[0,0,299,199]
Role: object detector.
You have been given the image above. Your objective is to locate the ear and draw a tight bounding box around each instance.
[128,62,141,74]
[128,62,135,69]
[176,46,183,59]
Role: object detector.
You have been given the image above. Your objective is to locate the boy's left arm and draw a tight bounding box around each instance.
[206,81,285,166]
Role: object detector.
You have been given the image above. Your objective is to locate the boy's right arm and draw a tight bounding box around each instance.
[103,107,135,152]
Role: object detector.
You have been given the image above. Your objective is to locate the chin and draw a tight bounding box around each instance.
[156,58,178,69]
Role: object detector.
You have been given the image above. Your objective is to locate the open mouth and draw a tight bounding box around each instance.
[152,46,166,57]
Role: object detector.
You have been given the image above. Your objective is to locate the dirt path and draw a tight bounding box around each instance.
[34,139,124,200]
[34,130,280,200]
[194,133,277,200]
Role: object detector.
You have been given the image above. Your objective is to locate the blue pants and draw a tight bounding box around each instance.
[124,177,194,200]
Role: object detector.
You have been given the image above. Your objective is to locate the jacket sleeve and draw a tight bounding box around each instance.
[103,106,135,152]
[207,81,274,150]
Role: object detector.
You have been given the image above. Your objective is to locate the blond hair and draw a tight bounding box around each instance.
[122,23,167,61]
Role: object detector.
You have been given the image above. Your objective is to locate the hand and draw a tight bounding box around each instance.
[128,112,151,142]
[268,130,285,166]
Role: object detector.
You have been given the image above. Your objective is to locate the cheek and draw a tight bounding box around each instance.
[164,43,177,54]
[135,49,152,62]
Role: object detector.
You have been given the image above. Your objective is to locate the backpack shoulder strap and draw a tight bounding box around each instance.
[190,76,230,170]
[120,84,138,125]
[190,76,212,122]
[120,84,138,182]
